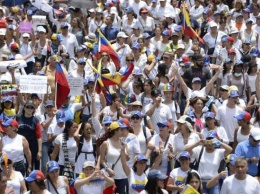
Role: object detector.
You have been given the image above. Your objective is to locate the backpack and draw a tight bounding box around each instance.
[75,135,96,161]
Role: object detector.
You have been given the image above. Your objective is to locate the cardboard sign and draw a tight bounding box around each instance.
[1,84,18,97]
[19,75,48,94]
[0,60,27,72]
[67,77,83,96]
[19,22,32,33]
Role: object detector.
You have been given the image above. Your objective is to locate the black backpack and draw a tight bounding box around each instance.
[76,135,96,161]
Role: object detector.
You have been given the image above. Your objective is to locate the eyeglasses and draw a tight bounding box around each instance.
[126,59,134,62]
[131,116,140,120]
[84,128,92,131]
[104,123,110,127]
[26,106,34,109]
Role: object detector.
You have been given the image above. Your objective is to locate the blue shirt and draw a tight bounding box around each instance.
[101,26,119,41]
[235,139,260,176]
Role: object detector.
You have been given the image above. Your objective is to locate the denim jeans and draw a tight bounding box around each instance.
[115,178,129,194]
[202,181,220,194]
[41,142,50,174]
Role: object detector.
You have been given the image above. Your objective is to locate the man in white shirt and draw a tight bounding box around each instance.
[60,22,78,69]
[221,157,260,194]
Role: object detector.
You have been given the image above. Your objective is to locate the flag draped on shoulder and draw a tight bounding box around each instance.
[95,29,121,70]
[182,6,205,49]
[55,62,70,109]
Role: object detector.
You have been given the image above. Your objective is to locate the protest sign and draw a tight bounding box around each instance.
[32,15,46,31]
[19,22,32,33]
[19,75,47,94]
[67,77,83,96]
[0,60,27,72]
[1,84,18,97]
[31,0,52,13]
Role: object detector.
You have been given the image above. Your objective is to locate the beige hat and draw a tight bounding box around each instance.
[177,115,193,131]
[83,161,95,169]
[131,101,142,106]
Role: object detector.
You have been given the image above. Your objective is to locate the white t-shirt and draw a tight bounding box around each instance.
[216,105,243,142]
[128,169,148,194]
[7,171,24,194]
[126,133,141,167]
[149,134,175,175]
[164,101,180,130]
[174,132,200,154]
[220,175,260,194]
[48,124,65,144]
[201,127,229,144]
[24,190,51,194]
[140,189,168,194]
[54,134,78,165]
[145,103,172,134]
[135,126,151,155]
[192,146,225,180]
[169,168,190,194]
[75,179,106,194]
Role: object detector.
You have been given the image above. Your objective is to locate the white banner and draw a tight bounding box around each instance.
[0,60,27,72]
[30,0,53,13]
[19,75,48,94]
[67,77,83,96]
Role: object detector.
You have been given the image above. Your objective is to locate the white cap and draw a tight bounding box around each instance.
[190,90,204,99]
[22,33,30,38]
[250,127,260,141]
[36,26,46,33]
[83,161,95,169]
[117,32,128,38]
[178,43,185,49]
[209,22,218,28]
[229,27,239,34]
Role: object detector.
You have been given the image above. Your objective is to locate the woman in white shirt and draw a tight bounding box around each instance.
[100,52,116,75]
[121,8,137,36]
[137,8,155,36]
[88,9,104,34]
[51,119,78,175]
[189,0,204,20]
[240,19,258,47]
[0,156,27,194]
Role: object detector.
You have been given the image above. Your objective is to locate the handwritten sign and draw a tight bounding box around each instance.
[1,84,18,97]
[19,22,32,33]
[19,75,47,94]
[0,60,27,72]
[67,77,83,96]
[32,15,46,31]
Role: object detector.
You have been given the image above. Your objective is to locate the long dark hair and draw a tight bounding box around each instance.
[222,62,230,78]
[144,178,164,194]
[133,79,144,93]
[63,119,76,141]
[185,171,203,194]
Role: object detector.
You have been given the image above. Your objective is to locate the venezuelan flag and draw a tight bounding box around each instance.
[94,29,121,70]
[182,7,205,50]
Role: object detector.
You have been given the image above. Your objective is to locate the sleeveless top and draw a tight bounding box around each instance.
[237,127,250,143]
[2,134,24,163]
[106,139,127,179]
[45,176,67,194]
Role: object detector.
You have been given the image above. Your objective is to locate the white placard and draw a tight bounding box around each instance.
[30,0,53,13]
[32,15,46,31]
[19,75,48,94]
[0,60,27,72]
[67,77,83,96]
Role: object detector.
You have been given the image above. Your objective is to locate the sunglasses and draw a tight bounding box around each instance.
[131,116,140,120]
[26,106,34,109]
[220,89,228,92]
[104,123,110,127]
[84,128,92,131]
[79,63,86,65]
[126,59,134,62]
[142,12,148,14]
[101,55,108,57]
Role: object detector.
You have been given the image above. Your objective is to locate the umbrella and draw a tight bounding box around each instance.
[2,0,27,7]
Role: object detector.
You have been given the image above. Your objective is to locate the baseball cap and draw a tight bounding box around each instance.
[209,22,218,28]
[125,6,134,13]
[192,77,201,83]
[234,111,251,121]
[36,26,46,33]
[243,8,250,13]
[61,22,69,28]
[56,117,65,123]
[132,23,140,29]
[205,112,215,119]
[176,115,193,131]
[228,48,236,54]
[225,58,233,63]
[131,111,142,118]
[83,161,95,168]
[174,25,182,32]
[203,8,209,15]
[163,52,173,58]
[44,100,54,107]
[85,33,96,42]
[2,119,18,128]
[162,29,172,36]
[76,46,85,53]
[151,89,161,97]
[134,154,147,163]
[103,116,113,124]
[213,11,220,15]
[117,31,128,38]
[10,43,19,51]
[143,33,150,39]
[110,121,123,130]
[133,68,143,75]
[25,170,45,182]
[131,42,140,50]
[236,13,243,18]
[190,90,204,98]
[250,127,260,141]
[147,170,167,180]
[220,85,229,90]
[235,60,243,66]
[246,18,254,24]
[3,96,12,103]
[118,118,130,128]
[229,90,239,98]
[125,93,137,105]
[157,120,171,128]
[47,161,60,172]
[22,33,30,38]
[229,28,239,34]
[250,47,259,57]
[225,154,238,165]
[178,151,190,160]
[163,83,174,92]
[206,130,218,139]
[25,100,34,107]
[178,44,185,50]
[51,33,63,42]
[131,101,142,106]
[243,39,251,45]
[87,76,95,83]
[8,25,16,30]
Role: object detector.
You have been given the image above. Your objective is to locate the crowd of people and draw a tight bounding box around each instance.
[1,0,260,193]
